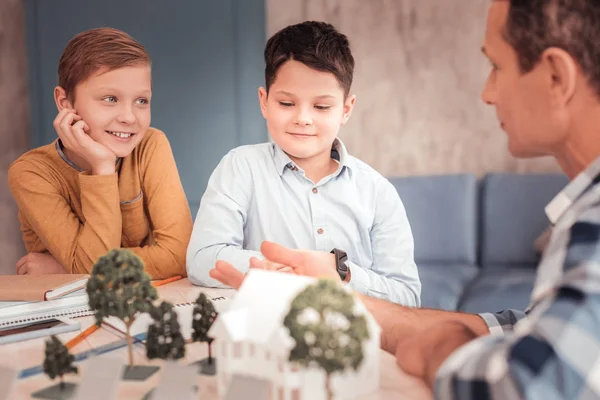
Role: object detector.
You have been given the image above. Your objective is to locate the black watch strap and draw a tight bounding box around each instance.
[330,248,349,281]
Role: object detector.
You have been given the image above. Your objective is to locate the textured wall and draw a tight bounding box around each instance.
[0,0,29,274]
[266,0,561,176]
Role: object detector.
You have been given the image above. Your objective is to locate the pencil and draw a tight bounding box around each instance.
[151,275,183,287]
[65,323,99,349]
[61,275,181,350]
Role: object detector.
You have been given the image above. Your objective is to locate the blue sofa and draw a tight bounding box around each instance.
[389,173,569,313]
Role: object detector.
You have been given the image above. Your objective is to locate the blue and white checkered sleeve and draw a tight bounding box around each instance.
[434,208,600,400]
[478,309,527,335]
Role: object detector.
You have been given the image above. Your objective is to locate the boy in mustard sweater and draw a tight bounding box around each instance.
[8,28,192,278]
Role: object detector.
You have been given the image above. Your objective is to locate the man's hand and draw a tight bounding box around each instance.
[53,108,117,175]
[16,252,67,275]
[395,320,477,388]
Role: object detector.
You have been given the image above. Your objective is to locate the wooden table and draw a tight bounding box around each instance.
[3,279,432,399]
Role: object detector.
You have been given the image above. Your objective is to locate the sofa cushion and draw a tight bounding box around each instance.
[418,264,479,311]
[457,267,537,314]
[389,174,478,265]
[480,173,568,268]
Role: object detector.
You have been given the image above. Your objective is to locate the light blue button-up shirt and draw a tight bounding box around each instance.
[186,139,421,305]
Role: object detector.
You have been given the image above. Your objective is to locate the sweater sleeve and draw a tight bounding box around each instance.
[8,160,122,274]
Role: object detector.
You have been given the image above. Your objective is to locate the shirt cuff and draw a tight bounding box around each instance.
[479,312,506,336]
[215,247,263,275]
[347,261,369,294]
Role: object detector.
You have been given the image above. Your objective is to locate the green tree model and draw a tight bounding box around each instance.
[43,335,78,390]
[146,301,186,360]
[283,280,370,400]
[86,248,158,366]
[191,293,217,364]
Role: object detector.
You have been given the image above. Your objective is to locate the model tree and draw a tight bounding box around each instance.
[86,248,158,367]
[283,280,370,400]
[43,335,78,391]
[192,293,218,369]
[146,301,186,360]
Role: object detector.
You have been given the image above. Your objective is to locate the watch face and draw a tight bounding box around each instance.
[339,261,348,272]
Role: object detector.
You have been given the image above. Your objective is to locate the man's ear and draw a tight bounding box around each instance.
[541,47,578,108]
[341,94,356,125]
[54,86,72,111]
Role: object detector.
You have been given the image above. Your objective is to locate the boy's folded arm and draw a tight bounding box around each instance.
[188,243,263,287]
[349,179,421,306]
[122,131,193,279]
[186,149,258,287]
[8,161,122,274]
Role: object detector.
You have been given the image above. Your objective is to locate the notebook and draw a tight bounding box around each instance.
[0,274,89,301]
[0,292,92,329]
[103,295,231,340]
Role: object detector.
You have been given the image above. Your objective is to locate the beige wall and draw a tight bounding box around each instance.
[266,0,561,177]
[0,0,29,274]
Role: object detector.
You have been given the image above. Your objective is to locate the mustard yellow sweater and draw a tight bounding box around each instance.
[8,128,192,279]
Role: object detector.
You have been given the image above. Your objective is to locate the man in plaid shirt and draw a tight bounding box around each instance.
[208,0,600,398]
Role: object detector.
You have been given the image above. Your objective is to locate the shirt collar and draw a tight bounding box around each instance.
[545,155,600,224]
[56,139,84,172]
[272,138,352,178]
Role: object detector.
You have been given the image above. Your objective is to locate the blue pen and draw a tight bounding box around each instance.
[18,332,148,379]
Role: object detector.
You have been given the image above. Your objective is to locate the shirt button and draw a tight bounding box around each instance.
[317,228,324,235]
[312,188,318,194]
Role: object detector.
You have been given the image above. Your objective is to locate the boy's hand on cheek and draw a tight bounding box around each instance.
[53,108,117,175]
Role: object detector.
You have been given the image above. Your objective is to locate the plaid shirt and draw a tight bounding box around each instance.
[436,157,600,400]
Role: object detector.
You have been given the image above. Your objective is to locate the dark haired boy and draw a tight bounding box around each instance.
[187,21,420,306]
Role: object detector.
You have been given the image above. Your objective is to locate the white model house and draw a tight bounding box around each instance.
[208,269,381,400]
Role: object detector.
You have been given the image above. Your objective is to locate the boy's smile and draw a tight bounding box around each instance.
[105,130,136,140]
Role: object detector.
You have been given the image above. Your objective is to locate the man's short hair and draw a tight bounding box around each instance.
[505,0,600,96]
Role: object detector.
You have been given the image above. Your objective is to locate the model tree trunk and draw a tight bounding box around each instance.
[59,375,65,391]
[126,322,134,367]
[325,374,333,400]
[207,339,213,364]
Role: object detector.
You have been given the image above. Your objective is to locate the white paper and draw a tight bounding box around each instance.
[74,355,122,400]
[152,362,196,400]
[0,365,17,400]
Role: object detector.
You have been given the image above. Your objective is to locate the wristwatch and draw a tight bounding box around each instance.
[330,248,349,281]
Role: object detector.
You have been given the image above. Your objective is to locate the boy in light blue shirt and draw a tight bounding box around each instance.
[186,21,420,305]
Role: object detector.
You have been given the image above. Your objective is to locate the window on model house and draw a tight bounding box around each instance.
[233,342,242,358]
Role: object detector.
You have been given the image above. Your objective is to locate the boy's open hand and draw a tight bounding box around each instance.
[209,241,341,289]
[53,108,117,175]
[259,241,340,280]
